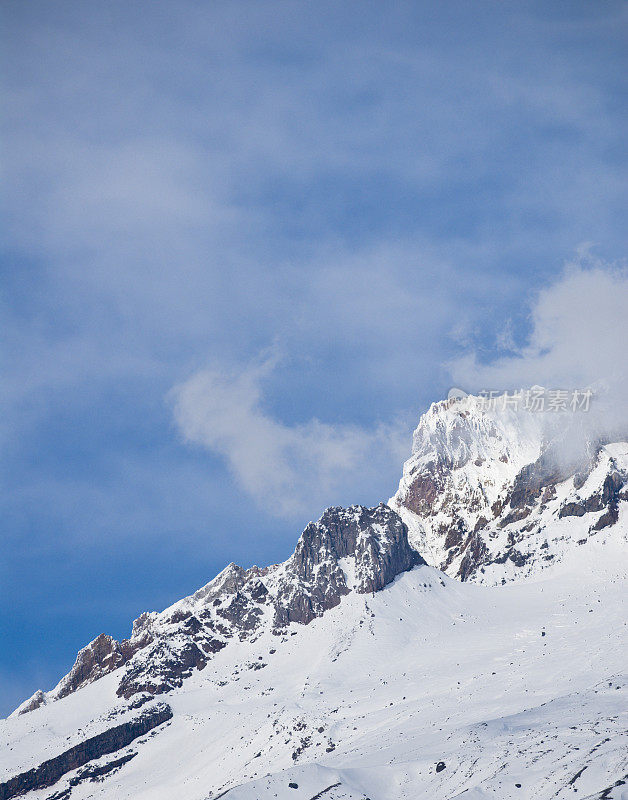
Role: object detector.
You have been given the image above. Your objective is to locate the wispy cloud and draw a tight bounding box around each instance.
[449,253,628,443]
[171,354,410,518]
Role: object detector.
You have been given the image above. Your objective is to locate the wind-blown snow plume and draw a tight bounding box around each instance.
[449,257,628,461]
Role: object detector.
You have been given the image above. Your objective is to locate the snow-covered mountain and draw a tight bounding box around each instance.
[390,394,628,583]
[1,394,626,800]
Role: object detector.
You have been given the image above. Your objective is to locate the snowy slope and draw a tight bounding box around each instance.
[2,549,626,800]
[1,394,627,800]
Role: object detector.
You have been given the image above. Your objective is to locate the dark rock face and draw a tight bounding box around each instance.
[558,469,626,530]
[20,634,153,714]
[590,470,625,531]
[216,589,266,635]
[458,534,489,581]
[507,450,581,512]
[16,690,46,715]
[601,471,624,504]
[298,504,423,592]
[116,640,208,700]
[401,467,446,517]
[68,751,137,787]
[18,504,424,712]
[559,502,588,518]
[0,703,172,800]
[275,504,424,627]
[55,634,150,701]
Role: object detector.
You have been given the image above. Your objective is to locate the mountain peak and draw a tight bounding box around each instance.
[391,392,628,582]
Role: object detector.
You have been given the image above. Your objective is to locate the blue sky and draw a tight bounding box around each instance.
[1,1,626,715]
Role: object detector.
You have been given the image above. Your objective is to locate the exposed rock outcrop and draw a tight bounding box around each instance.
[274,504,424,626]
[0,703,172,800]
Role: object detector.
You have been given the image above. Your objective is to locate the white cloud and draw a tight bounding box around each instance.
[449,255,628,443]
[170,356,410,518]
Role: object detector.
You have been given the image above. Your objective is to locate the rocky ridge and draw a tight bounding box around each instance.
[15,504,422,716]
